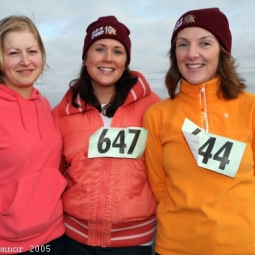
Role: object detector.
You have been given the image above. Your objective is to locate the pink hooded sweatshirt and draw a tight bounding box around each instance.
[0,84,67,254]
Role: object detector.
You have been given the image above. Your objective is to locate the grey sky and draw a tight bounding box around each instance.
[1,0,254,107]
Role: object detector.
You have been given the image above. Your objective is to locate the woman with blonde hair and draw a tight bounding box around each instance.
[0,15,66,254]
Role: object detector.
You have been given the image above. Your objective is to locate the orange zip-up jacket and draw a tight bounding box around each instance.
[143,77,255,255]
[53,71,161,247]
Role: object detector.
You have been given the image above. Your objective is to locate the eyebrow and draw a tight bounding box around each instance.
[200,36,217,40]
[176,35,217,41]
[93,43,124,49]
[5,45,39,50]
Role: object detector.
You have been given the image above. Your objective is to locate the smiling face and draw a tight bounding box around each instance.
[84,38,127,92]
[175,27,220,85]
[2,30,43,97]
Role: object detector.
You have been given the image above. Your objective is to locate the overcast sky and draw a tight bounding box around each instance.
[1,0,255,107]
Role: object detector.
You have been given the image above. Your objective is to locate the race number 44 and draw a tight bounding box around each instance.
[182,118,246,177]
[192,128,233,170]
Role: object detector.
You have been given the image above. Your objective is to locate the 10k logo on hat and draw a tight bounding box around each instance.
[174,14,196,32]
[91,26,117,40]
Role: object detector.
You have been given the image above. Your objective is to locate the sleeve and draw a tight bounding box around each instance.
[52,105,58,119]
[252,110,255,175]
[52,105,66,174]
[142,106,166,203]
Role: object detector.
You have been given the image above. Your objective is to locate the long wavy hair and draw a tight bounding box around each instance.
[165,38,246,100]
[68,65,137,117]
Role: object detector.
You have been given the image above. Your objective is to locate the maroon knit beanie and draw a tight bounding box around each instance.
[82,15,131,64]
[171,7,232,53]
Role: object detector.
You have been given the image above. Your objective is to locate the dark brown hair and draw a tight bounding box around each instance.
[69,64,137,117]
[165,39,246,100]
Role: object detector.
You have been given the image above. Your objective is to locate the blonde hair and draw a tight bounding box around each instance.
[0,15,47,82]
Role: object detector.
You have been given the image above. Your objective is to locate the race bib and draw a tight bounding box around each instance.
[182,118,246,177]
[88,127,148,158]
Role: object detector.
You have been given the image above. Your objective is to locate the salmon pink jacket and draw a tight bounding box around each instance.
[52,71,160,247]
[0,84,67,254]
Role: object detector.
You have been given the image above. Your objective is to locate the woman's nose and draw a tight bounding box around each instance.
[187,44,199,59]
[103,50,113,62]
[20,53,31,65]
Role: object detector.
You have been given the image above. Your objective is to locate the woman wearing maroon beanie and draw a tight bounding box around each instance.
[143,7,255,255]
[53,15,160,255]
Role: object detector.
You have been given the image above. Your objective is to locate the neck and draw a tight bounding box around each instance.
[4,83,33,99]
[93,84,115,104]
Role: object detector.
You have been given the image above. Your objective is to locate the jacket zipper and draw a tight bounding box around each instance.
[200,85,209,132]
[95,112,112,246]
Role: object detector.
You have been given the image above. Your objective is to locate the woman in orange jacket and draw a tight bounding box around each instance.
[143,7,255,255]
[53,15,160,255]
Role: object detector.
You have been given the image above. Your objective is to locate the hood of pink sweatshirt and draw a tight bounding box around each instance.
[0,84,43,137]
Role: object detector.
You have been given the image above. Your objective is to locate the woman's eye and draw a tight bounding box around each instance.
[29,50,38,54]
[9,51,18,55]
[201,41,211,47]
[113,49,122,55]
[96,48,104,53]
[177,42,188,48]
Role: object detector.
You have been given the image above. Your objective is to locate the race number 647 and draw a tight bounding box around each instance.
[97,128,140,154]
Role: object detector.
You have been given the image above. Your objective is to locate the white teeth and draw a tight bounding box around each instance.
[99,67,114,72]
[188,64,203,69]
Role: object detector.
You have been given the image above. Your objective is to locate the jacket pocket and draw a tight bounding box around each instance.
[116,159,157,222]
[0,168,66,240]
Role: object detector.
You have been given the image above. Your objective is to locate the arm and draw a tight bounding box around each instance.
[143,107,166,203]
[52,105,66,174]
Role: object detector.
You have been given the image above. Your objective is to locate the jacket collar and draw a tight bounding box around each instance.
[178,76,221,102]
[57,70,152,117]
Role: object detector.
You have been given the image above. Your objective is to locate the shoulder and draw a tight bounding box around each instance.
[238,91,255,106]
[142,91,161,105]
[36,94,52,110]
[143,98,172,121]
[241,91,255,99]
[146,97,172,112]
